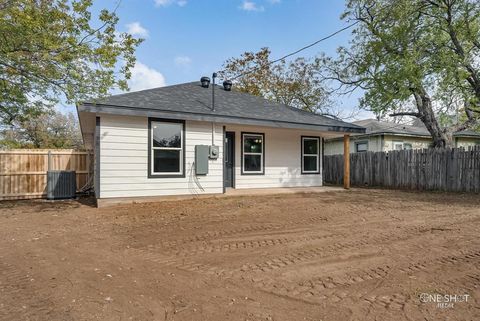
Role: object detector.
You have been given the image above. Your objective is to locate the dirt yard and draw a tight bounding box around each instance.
[0,189,479,321]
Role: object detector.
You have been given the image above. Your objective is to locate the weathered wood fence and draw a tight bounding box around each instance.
[324,147,480,193]
[0,149,93,200]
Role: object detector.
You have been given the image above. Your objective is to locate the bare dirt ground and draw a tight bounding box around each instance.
[0,189,479,321]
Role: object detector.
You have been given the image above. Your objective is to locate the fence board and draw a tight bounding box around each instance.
[324,147,480,193]
[0,149,93,200]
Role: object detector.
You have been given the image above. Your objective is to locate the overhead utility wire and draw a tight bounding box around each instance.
[225,21,359,81]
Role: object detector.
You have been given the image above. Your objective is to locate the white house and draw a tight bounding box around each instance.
[77,79,364,205]
[325,118,480,155]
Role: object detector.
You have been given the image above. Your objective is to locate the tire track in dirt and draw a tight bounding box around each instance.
[164,233,340,257]
[144,224,429,277]
[156,214,331,251]
[261,248,480,297]
[229,225,429,276]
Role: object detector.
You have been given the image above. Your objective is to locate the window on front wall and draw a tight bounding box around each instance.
[302,137,320,174]
[149,119,184,177]
[355,141,368,153]
[404,143,412,150]
[242,133,264,174]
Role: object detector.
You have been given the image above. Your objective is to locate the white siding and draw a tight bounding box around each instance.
[99,115,223,198]
[226,125,323,189]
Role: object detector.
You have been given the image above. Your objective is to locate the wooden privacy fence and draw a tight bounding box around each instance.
[0,149,93,200]
[324,147,480,193]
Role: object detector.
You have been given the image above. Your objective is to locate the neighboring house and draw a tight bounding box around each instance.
[77,79,364,202]
[325,119,480,155]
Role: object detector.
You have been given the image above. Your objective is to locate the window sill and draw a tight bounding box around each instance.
[301,171,320,175]
[148,173,185,178]
[241,172,265,176]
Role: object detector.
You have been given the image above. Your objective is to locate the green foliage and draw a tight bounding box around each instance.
[0,110,83,149]
[220,48,341,117]
[0,0,142,126]
[328,0,480,145]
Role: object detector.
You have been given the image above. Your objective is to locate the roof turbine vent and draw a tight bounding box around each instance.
[200,76,210,88]
[223,80,232,91]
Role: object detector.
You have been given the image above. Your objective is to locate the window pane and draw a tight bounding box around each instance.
[404,143,412,150]
[244,135,263,153]
[303,139,318,154]
[303,156,318,172]
[153,122,182,148]
[244,155,262,172]
[153,150,180,173]
[356,142,368,152]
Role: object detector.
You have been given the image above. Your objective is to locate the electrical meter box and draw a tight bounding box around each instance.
[195,145,209,175]
[209,145,219,159]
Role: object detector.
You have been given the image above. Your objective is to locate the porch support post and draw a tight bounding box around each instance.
[343,134,350,189]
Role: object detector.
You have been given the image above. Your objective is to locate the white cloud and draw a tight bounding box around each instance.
[126,22,149,38]
[240,1,264,12]
[154,0,187,7]
[128,62,166,91]
[174,56,192,67]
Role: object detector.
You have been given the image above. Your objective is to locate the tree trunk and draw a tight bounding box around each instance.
[412,88,451,148]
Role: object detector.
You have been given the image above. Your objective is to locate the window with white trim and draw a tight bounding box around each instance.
[150,120,184,176]
[242,133,264,174]
[393,141,404,150]
[302,137,320,174]
[355,141,368,152]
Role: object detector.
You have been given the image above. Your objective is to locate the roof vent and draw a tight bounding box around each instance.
[223,80,232,91]
[200,76,210,88]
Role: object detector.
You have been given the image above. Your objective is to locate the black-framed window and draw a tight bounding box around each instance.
[241,132,264,175]
[355,141,368,152]
[148,119,185,178]
[301,136,320,174]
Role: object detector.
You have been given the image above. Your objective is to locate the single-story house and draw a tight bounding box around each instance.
[77,79,364,203]
[325,118,480,155]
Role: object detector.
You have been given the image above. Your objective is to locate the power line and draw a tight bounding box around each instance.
[223,21,359,81]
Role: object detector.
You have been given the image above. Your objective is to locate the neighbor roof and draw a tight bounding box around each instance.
[353,119,431,137]
[350,119,480,138]
[78,81,364,133]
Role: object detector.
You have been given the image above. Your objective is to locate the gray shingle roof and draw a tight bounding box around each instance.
[79,81,364,133]
[353,119,431,136]
[352,119,480,138]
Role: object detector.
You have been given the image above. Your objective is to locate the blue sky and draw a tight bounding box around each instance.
[69,0,373,119]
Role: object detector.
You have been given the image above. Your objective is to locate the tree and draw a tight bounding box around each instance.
[0,0,142,126]
[324,0,480,147]
[220,48,349,118]
[0,110,83,149]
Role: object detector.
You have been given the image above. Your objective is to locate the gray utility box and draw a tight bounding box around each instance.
[195,145,209,175]
[47,170,76,200]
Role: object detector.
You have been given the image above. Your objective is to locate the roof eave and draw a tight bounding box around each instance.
[78,103,366,134]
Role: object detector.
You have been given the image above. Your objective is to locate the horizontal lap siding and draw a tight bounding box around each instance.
[99,115,223,198]
[226,125,323,189]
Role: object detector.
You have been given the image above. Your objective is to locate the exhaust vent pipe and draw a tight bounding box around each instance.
[200,76,210,88]
[223,80,232,91]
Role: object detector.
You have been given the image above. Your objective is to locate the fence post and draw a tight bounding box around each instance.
[48,150,52,171]
[343,135,350,189]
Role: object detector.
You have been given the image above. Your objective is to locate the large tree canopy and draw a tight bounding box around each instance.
[220,48,352,119]
[325,0,480,147]
[0,110,82,149]
[0,0,142,126]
